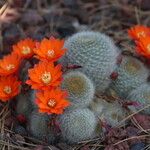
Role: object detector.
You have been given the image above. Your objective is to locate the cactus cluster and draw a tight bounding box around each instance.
[58,71,101,143]
[61,31,120,92]
[127,83,150,115]
[26,31,123,144]
[109,56,149,98]
[14,30,149,145]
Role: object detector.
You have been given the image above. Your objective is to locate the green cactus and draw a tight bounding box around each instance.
[28,90,38,109]
[127,83,150,115]
[58,108,100,144]
[28,111,48,140]
[109,56,149,98]
[60,31,119,92]
[16,93,33,118]
[19,61,31,82]
[28,111,55,143]
[90,97,126,127]
[61,71,95,110]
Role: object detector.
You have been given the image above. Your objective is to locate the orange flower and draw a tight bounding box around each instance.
[0,75,21,102]
[128,25,150,40]
[26,61,62,90]
[0,53,21,76]
[13,38,36,59]
[136,36,150,58]
[33,37,67,62]
[35,89,70,114]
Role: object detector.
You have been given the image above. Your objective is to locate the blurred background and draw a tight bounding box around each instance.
[0,0,150,55]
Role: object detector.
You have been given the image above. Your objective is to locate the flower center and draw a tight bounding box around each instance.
[22,46,31,55]
[137,31,146,38]
[47,50,55,57]
[3,86,12,94]
[47,99,56,107]
[41,72,51,84]
[6,64,15,71]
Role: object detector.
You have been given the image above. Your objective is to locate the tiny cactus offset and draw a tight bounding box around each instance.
[1,25,149,148]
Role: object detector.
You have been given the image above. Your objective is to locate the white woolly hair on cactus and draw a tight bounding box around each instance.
[60,31,120,92]
[109,56,149,98]
[58,108,100,144]
[28,111,55,143]
[90,97,127,127]
[61,71,95,110]
[127,83,150,115]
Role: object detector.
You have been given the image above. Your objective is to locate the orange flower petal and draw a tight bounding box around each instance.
[0,53,21,76]
[26,61,62,90]
[33,37,67,62]
[13,38,36,59]
[35,89,70,114]
[136,36,150,58]
[128,25,150,41]
[0,75,21,102]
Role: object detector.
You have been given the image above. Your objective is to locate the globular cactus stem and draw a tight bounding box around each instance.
[61,71,95,110]
[60,31,120,92]
[127,83,150,115]
[108,56,149,98]
[16,92,33,119]
[58,108,100,144]
[27,111,56,144]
